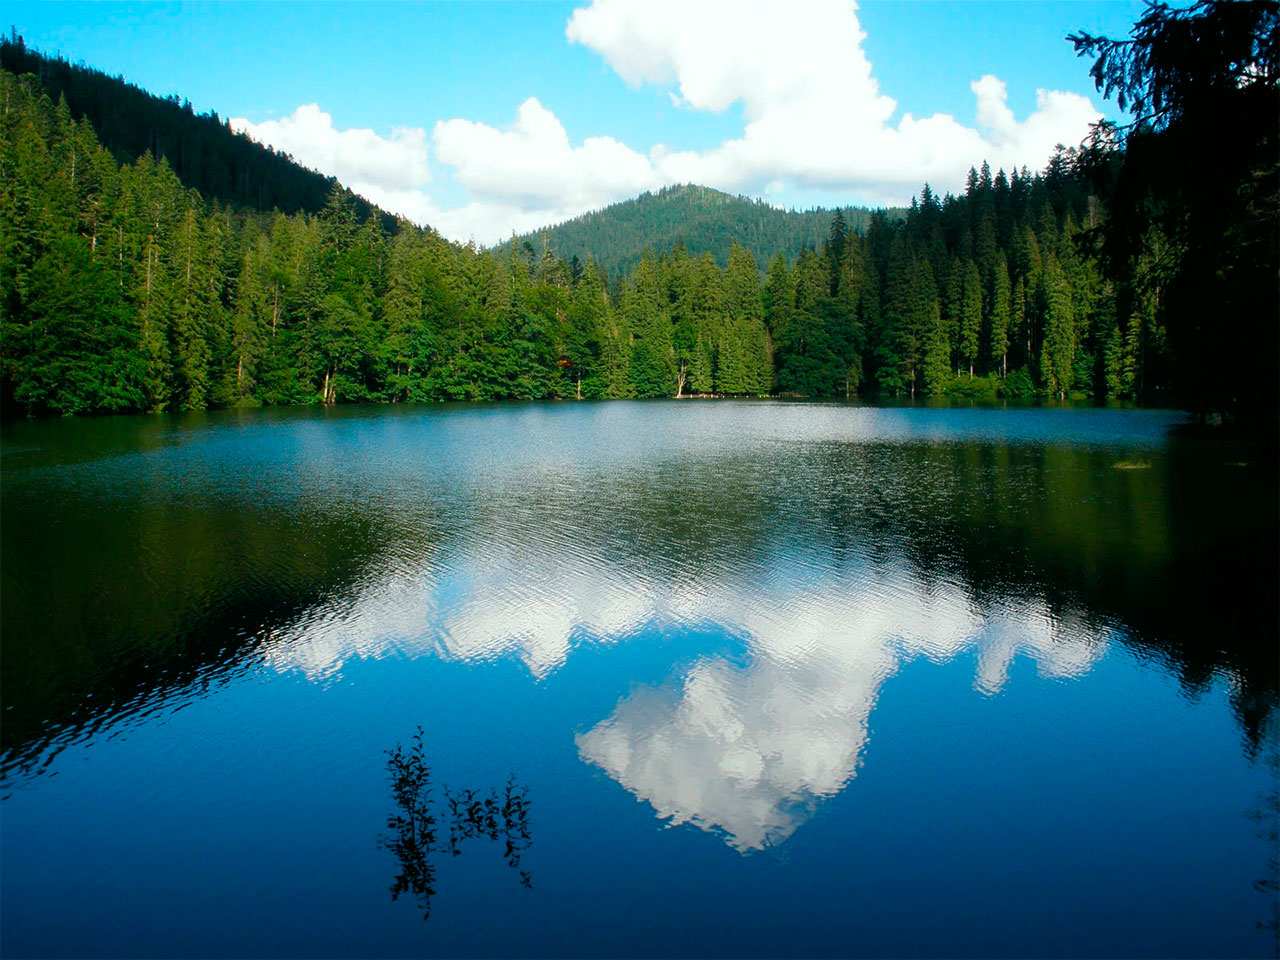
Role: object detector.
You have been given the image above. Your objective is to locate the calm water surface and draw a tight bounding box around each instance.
[2,402,1277,958]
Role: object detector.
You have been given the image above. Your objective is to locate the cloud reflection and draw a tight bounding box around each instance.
[578,569,1104,851]
[260,551,655,682]
[263,542,1107,852]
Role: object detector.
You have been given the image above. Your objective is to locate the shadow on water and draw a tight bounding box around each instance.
[0,487,398,785]
[878,435,1279,749]
[1246,734,1280,946]
[382,728,532,921]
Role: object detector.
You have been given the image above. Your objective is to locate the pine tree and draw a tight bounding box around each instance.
[780,247,836,396]
[382,224,427,400]
[724,243,769,394]
[921,300,951,396]
[826,209,848,295]
[959,259,982,377]
[623,253,672,397]
[876,236,912,397]
[16,236,145,413]
[1039,254,1075,399]
[942,257,965,373]
[1071,0,1279,426]
[229,226,272,403]
[988,253,1011,377]
[764,252,793,363]
[691,252,725,393]
[599,309,633,399]
[565,256,608,398]
[688,333,713,395]
[171,206,215,409]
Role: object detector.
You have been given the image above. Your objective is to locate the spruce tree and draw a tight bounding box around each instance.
[988,254,1011,377]
[959,259,982,377]
[1039,254,1075,399]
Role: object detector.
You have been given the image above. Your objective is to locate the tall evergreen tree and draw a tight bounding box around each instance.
[959,259,982,377]
[1039,254,1076,399]
[988,253,1012,376]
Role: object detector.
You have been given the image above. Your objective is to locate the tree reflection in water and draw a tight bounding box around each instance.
[382,728,532,920]
[1247,738,1279,947]
[384,728,439,917]
[446,776,533,887]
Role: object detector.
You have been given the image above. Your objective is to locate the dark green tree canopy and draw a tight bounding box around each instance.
[1069,1,1278,132]
[4,4,1273,420]
[1071,1,1279,428]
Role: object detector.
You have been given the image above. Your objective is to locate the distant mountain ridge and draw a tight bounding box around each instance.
[511,184,906,275]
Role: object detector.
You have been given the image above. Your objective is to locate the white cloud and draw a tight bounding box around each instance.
[563,0,1101,200]
[405,200,570,246]
[434,98,660,211]
[567,0,888,122]
[422,97,669,242]
[230,100,652,245]
[230,103,436,227]
[231,2,1102,244]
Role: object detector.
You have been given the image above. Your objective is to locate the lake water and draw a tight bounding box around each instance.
[2,401,1276,958]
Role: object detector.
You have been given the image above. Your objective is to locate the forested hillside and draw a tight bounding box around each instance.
[512,184,901,278]
[0,31,382,221]
[0,64,1133,414]
[1,1,1274,427]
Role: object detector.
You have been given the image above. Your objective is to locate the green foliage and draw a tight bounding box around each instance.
[13,236,146,414]
[0,34,383,222]
[1001,367,1037,400]
[921,303,952,396]
[3,7,1248,420]
[1071,0,1279,428]
[943,374,1002,401]
[988,254,1012,375]
[623,254,675,398]
[959,259,983,376]
[1039,254,1076,399]
[512,183,904,278]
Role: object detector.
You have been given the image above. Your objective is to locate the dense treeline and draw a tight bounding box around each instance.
[0,31,382,221]
[3,0,1274,420]
[512,183,901,278]
[1070,0,1278,430]
[0,66,1164,414]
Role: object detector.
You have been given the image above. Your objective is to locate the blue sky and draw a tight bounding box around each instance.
[7,1,1146,242]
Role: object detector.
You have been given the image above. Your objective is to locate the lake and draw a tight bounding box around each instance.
[1,401,1276,958]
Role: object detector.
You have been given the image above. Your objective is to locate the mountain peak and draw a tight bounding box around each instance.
[509,185,903,275]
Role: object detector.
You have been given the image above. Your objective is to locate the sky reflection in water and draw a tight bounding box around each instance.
[260,526,1106,853]
[1,401,1275,957]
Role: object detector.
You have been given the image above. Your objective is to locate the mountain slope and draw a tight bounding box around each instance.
[0,32,383,221]
[513,184,905,275]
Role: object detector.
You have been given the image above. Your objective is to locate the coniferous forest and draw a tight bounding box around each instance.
[3,7,1279,953]
[510,184,904,278]
[1,2,1275,429]
[0,30,379,220]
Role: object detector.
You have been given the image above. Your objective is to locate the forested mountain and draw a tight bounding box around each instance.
[0,61,1131,415]
[0,31,383,222]
[1,1,1274,428]
[513,184,903,278]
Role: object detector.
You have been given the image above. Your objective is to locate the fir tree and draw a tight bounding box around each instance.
[988,254,1012,377]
